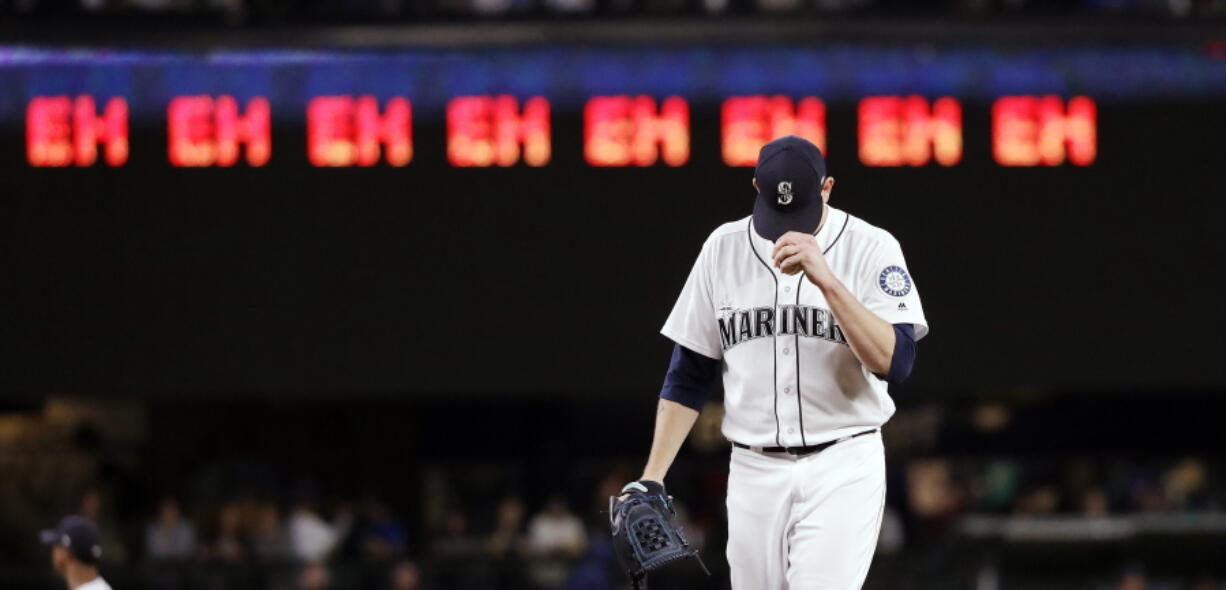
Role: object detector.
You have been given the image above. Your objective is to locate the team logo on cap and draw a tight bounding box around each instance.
[777,181,793,205]
[878,266,912,297]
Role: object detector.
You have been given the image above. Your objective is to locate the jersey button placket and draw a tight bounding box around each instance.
[777,330,798,444]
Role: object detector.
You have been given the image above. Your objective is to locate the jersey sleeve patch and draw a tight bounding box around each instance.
[877,265,912,298]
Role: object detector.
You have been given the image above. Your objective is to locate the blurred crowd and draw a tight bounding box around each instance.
[63,486,620,590]
[17,452,1224,590]
[2,396,1224,589]
[76,488,426,589]
[897,455,1219,526]
[3,0,1226,21]
[40,470,717,590]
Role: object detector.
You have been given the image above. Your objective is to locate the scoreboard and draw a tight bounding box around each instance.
[25,93,1094,168]
[6,43,1224,170]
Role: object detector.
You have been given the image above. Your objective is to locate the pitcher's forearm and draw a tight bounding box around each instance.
[817,277,896,375]
[641,398,701,482]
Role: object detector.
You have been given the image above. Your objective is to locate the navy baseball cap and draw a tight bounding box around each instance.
[752,135,827,242]
[40,515,102,564]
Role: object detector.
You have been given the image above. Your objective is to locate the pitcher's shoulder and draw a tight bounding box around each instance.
[840,211,904,250]
[706,216,751,242]
[695,216,753,255]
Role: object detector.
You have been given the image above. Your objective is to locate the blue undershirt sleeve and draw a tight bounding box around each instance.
[886,323,918,384]
[659,343,722,412]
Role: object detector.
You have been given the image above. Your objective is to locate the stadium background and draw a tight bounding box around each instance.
[2,3,1226,589]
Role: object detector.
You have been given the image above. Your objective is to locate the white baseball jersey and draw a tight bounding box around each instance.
[661,206,928,448]
[76,577,113,590]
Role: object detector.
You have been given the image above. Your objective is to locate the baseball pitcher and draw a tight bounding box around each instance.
[619,135,928,589]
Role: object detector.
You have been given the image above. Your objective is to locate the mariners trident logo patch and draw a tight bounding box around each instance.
[877,266,912,297]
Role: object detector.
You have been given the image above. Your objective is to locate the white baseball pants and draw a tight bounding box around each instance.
[726,430,886,590]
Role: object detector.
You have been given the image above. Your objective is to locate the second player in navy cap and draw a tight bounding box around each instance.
[751,135,831,242]
[40,515,112,590]
[40,515,103,564]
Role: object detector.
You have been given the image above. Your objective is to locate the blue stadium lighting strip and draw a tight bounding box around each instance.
[1,45,1225,123]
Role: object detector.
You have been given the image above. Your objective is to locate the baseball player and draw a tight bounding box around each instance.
[623,135,927,589]
[40,515,113,590]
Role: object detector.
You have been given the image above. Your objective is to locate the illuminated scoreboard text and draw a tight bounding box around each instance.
[993,96,1096,167]
[584,95,690,167]
[722,96,826,167]
[858,96,962,167]
[168,96,271,167]
[24,94,1098,168]
[448,95,551,167]
[26,96,129,167]
[308,96,413,167]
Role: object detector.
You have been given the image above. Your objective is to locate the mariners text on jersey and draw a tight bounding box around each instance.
[718,304,847,351]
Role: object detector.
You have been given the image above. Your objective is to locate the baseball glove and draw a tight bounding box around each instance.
[608,480,708,590]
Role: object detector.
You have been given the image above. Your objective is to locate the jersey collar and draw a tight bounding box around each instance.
[748,205,849,262]
[745,204,853,280]
[815,206,849,253]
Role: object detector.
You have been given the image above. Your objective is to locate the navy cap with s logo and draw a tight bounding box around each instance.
[40,515,103,564]
[752,135,827,242]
